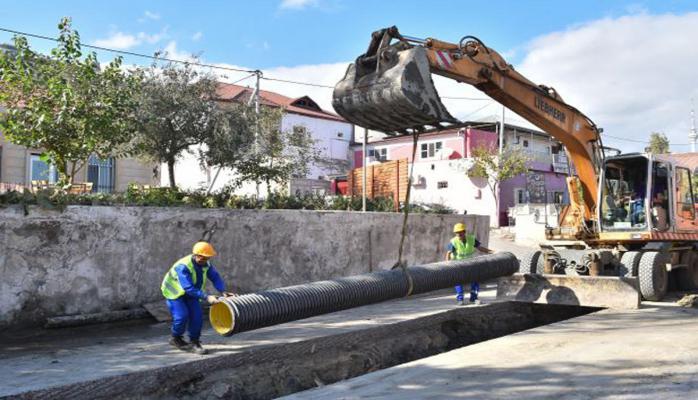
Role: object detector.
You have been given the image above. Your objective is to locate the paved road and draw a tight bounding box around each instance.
[283,303,698,400]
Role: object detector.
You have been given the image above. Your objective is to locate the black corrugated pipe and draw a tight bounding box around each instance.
[210,252,518,336]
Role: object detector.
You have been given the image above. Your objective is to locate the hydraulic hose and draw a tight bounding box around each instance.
[210,252,518,336]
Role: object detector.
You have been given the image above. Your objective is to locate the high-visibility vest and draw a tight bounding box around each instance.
[449,235,475,260]
[161,255,209,299]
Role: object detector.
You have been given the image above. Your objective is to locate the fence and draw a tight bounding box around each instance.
[348,159,409,211]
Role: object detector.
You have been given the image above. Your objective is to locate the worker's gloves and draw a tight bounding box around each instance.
[206,295,220,304]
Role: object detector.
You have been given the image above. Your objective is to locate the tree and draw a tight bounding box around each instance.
[0,18,141,184]
[468,145,529,218]
[234,107,323,196]
[132,60,254,188]
[645,132,670,154]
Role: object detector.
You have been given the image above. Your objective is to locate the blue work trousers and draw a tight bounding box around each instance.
[167,296,203,340]
[455,282,480,302]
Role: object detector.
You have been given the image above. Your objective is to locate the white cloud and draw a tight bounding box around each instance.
[93,29,166,50]
[138,10,160,23]
[144,12,698,153]
[162,41,199,63]
[94,32,140,50]
[279,0,318,10]
[192,31,203,41]
[517,12,698,152]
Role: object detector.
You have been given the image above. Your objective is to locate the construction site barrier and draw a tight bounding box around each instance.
[210,252,519,336]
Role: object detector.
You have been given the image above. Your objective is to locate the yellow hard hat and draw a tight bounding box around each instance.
[453,223,466,233]
[193,241,217,257]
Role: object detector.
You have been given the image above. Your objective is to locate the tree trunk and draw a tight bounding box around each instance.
[168,160,176,188]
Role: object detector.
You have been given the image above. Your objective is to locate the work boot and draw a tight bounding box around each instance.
[457,299,466,306]
[190,339,208,355]
[169,335,191,351]
[471,299,482,305]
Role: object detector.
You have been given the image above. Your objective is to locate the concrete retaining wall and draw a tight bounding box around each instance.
[0,206,488,328]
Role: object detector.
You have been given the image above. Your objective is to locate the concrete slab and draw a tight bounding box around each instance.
[0,286,498,398]
[282,302,698,400]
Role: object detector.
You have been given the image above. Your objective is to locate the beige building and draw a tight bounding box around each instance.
[0,131,158,192]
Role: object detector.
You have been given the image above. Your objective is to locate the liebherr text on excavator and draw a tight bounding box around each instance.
[333,26,698,308]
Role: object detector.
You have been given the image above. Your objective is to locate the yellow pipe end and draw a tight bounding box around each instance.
[209,299,235,336]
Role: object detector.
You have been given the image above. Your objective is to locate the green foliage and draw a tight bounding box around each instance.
[132,59,255,188]
[0,18,141,184]
[234,108,324,195]
[645,132,670,154]
[0,185,400,213]
[468,145,529,201]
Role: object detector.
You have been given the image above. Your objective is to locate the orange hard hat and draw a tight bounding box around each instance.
[192,241,217,257]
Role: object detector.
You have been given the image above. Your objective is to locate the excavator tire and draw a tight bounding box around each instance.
[677,250,698,290]
[638,251,669,301]
[519,250,542,274]
[619,251,643,278]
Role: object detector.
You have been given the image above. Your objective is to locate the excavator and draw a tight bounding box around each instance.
[332,26,698,309]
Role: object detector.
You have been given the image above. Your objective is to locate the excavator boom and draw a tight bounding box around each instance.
[333,26,603,226]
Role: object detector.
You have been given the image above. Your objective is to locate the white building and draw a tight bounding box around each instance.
[163,83,354,195]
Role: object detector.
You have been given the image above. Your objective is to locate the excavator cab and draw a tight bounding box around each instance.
[333,27,457,134]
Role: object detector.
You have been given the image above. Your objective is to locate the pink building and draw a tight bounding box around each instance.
[352,123,570,226]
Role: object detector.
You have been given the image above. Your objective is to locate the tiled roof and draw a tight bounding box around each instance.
[215,82,347,123]
[658,152,698,171]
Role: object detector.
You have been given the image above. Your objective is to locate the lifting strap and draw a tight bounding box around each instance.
[392,131,421,297]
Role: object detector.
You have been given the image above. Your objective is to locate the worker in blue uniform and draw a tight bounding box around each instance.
[445,223,493,305]
[161,241,230,354]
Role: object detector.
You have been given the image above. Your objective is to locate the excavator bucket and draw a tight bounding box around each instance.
[332,32,457,133]
[496,274,641,309]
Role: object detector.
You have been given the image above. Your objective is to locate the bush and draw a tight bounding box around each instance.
[0,185,452,214]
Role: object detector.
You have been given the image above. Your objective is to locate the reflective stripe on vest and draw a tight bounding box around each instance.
[161,255,210,299]
[450,235,475,260]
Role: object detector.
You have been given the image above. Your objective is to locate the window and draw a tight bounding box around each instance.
[87,155,115,193]
[29,154,58,184]
[293,125,307,135]
[337,132,344,138]
[514,188,528,204]
[437,181,448,189]
[676,167,695,220]
[548,191,565,204]
[523,140,529,148]
[369,148,387,161]
[420,141,443,159]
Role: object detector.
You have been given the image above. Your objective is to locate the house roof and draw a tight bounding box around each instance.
[215,82,347,123]
[657,152,698,172]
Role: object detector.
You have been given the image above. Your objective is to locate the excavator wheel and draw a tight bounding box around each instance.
[519,250,542,274]
[619,251,643,278]
[677,250,698,290]
[638,251,669,301]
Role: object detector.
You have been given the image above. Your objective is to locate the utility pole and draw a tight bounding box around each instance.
[363,127,368,212]
[249,70,262,196]
[499,105,505,155]
[690,98,697,153]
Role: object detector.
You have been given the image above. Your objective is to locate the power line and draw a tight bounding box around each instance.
[0,27,258,75]
[601,132,691,146]
[0,25,494,101]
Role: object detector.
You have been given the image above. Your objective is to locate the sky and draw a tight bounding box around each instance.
[1,0,698,152]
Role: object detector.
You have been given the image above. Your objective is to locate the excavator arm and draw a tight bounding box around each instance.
[333,27,604,226]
